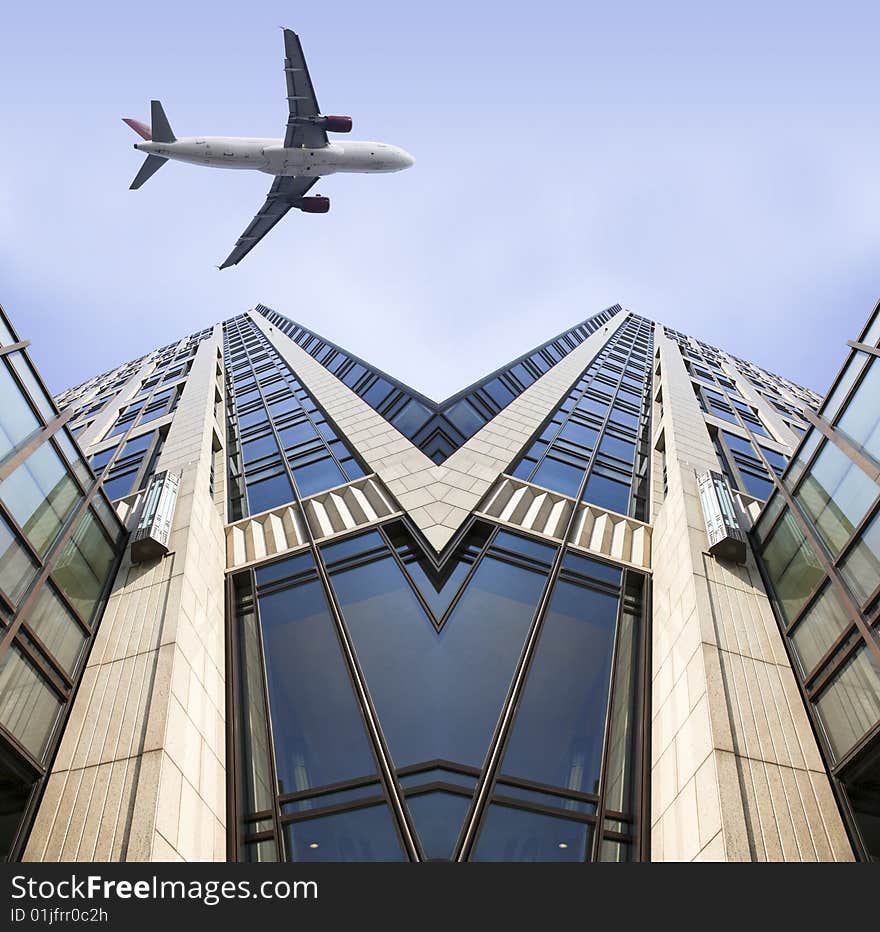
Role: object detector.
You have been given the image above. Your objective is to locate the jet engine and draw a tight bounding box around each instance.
[323,115,353,133]
[296,196,330,213]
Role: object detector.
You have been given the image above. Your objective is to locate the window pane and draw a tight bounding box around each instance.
[0,645,62,759]
[583,473,631,514]
[256,577,377,793]
[795,441,878,557]
[291,457,346,498]
[284,804,405,862]
[52,509,116,623]
[245,472,293,514]
[760,510,825,624]
[7,353,55,423]
[0,746,37,860]
[815,646,880,760]
[0,515,39,607]
[836,356,880,465]
[839,509,880,605]
[406,791,472,861]
[530,457,583,497]
[789,584,852,675]
[329,551,547,771]
[472,804,592,862]
[26,584,87,675]
[0,444,81,557]
[499,579,620,794]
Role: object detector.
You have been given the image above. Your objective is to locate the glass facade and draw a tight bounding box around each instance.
[257,303,622,463]
[0,306,126,861]
[230,517,649,862]
[224,315,365,519]
[754,301,880,861]
[511,315,653,520]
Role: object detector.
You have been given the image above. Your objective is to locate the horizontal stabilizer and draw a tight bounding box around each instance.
[150,100,176,143]
[130,154,168,190]
[122,117,152,140]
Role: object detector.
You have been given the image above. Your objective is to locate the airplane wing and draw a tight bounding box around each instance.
[219,175,319,269]
[282,29,327,149]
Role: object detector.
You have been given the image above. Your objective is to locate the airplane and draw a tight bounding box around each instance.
[123,28,415,269]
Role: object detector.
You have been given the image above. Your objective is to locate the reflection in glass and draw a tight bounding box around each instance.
[0,444,81,557]
[329,548,547,771]
[795,441,878,557]
[256,574,377,794]
[499,579,619,794]
[836,356,880,466]
[0,363,40,462]
[284,804,405,862]
[472,804,591,862]
[789,584,852,675]
[0,515,38,607]
[839,509,880,606]
[405,791,472,860]
[0,646,62,759]
[815,646,880,760]
[25,585,87,675]
[760,511,825,624]
[52,509,116,624]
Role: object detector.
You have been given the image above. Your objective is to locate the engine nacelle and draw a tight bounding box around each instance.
[323,115,353,133]
[296,196,330,214]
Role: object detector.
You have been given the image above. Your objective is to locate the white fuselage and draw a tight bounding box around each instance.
[134,136,415,176]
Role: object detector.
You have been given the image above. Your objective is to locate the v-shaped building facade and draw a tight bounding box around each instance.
[1,299,878,862]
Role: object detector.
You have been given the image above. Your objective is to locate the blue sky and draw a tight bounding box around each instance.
[1,1,878,399]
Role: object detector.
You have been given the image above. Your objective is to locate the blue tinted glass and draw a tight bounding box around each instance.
[510,363,534,388]
[89,448,116,474]
[582,473,631,514]
[121,431,154,456]
[531,457,584,497]
[246,472,293,514]
[278,421,318,449]
[406,792,472,860]
[559,421,598,449]
[484,378,515,409]
[330,554,547,771]
[102,470,138,501]
[500,579,619,794]
[740,469,774,501]
[472,805,591,862]
[321,531,384,566]
[391,400,432,437]
[292,457,346,497]
[609,408,639,430]
[257,579,378,793]
[562,551,622,586]
[242,434,279,463]
[600,435,636,463]
[255,552,314,587]
[444,400,485,438]
[760,446,788,474]
[363,378,393,407]
[284,804,405,862]
[492,531,556,565]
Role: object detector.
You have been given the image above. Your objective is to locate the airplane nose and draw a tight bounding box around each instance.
[401,150,415,168]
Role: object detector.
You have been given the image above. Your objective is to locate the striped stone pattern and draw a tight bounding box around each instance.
[478,475,652,572]
[226,475,400,571]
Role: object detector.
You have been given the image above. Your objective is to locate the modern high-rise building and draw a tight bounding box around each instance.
[0,297,877,862]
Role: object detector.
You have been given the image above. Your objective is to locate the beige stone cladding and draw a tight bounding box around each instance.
[25,328,228,862]
[250,308,631,551]
[649,324,852,861]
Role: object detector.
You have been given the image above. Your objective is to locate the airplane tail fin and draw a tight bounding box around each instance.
[130,154,168,190]
[122,117,152,140]
[150,100,176,143]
